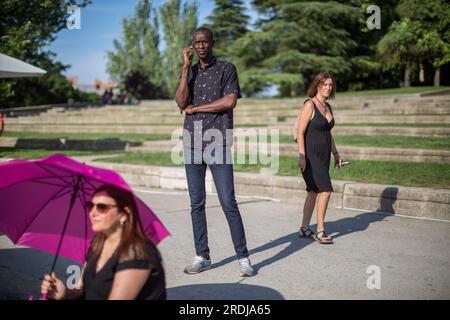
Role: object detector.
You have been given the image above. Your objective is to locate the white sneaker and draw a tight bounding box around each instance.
[184,255,212,274]
[238,257,254,277]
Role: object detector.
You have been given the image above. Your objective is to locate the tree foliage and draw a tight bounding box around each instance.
[378,0,450,86]
[2,0,449,107]
[231,1,364,96]
[159,0,198,97]
[107,0,166,99]
[204,0,250,60]
[0,0,96,108]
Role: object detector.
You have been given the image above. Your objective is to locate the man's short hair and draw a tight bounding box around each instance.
[192,27,214,41]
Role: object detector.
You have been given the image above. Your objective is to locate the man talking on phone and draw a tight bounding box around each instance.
[175,27,254,277]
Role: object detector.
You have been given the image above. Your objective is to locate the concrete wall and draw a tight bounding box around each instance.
[0,137,129,151]
[89,161,450,221]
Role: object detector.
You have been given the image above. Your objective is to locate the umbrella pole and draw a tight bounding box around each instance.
[49,175,82,274]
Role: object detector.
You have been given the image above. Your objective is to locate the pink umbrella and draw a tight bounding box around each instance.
[0,153,169,274]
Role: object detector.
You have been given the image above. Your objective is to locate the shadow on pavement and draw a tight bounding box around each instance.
[376,187,399,214]
[0,247,285,300]
[167,283,284,300]
[243,187,397,273]
[214,209,392,274]
[0,247,80,300]
[0,187,398,299]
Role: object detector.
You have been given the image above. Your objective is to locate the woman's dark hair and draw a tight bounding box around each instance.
[89,185,157,261]
[307,72,336,99]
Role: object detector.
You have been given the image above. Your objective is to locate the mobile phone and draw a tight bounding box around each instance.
[335,161,350,169]
[188,45,194,60]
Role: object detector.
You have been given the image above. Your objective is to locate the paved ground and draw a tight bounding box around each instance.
[1,187,449,300]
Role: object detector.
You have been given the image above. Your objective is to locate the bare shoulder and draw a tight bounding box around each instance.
[302,100,314,112]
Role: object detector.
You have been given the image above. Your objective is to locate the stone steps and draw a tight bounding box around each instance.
[38,96,450,113]
[10,105,450,116]
[0,137,129,150]
[3,135,448,163]
[5,111,450,126]
[5,123,450,137]
[3,116,269,126]
[80,160,450,221]
[270,125,450,137]
[125,140,450,164]
[283,115,450,124]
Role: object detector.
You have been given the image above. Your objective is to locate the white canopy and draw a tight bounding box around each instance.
[0,53,47,78]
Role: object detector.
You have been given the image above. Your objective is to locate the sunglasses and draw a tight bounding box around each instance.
[86,201,120,213]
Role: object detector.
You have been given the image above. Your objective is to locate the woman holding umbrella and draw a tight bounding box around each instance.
[41,184,166,300]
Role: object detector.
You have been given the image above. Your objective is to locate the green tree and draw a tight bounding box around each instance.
[159,0,198,97]
[347,0,400,90]
[204,0,250,60]
[107,0,166,99]
[377,18,423,87]
[0,0,94,108]
[377,0,450,87]
[231,0,362,96]
[397,0,450,86]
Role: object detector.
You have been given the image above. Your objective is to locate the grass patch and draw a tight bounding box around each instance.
[277,135,450,150]
[7,123,269,128]
[334,135,450,150]
[97,152,175,167]
[7,123,183,126]
[0,148,121,160]
[240,86,449,101]
[328,159,450,189]
[235,124,268,128]
[1,131,172,142]
[5,132,448,151]
[338,123,450,128]
[337,86,450,96]
[96,152,450,189]
[339,113,450,117]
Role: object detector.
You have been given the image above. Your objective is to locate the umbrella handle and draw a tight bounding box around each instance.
[28,293,48,300]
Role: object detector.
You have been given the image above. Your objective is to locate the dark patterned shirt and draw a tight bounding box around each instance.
[183,57,241,150]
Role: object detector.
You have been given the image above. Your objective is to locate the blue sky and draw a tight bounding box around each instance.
[49,0,257,85]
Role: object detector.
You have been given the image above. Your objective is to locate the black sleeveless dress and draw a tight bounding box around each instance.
[301,99,335,193]
[82,241,166,300]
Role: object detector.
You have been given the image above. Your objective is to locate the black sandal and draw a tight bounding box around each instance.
[299,227,314,238]
[313,230,333,244]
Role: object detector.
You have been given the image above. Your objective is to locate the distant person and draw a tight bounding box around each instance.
[101,90,109,104]
[295,72,343,244]
[122,91,130,105]
[107,89,113,104]
[174,27,254,277]
[112,87,121,104]
[41,184,166,300]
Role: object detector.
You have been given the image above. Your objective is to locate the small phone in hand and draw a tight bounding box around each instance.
[188,45,194,60]
[335,161,350,169]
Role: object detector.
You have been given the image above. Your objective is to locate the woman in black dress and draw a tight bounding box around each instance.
[41,185,166,300]
[295,72,343,244]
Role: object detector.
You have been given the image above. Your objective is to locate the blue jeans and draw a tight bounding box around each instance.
[184,147,249,259]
